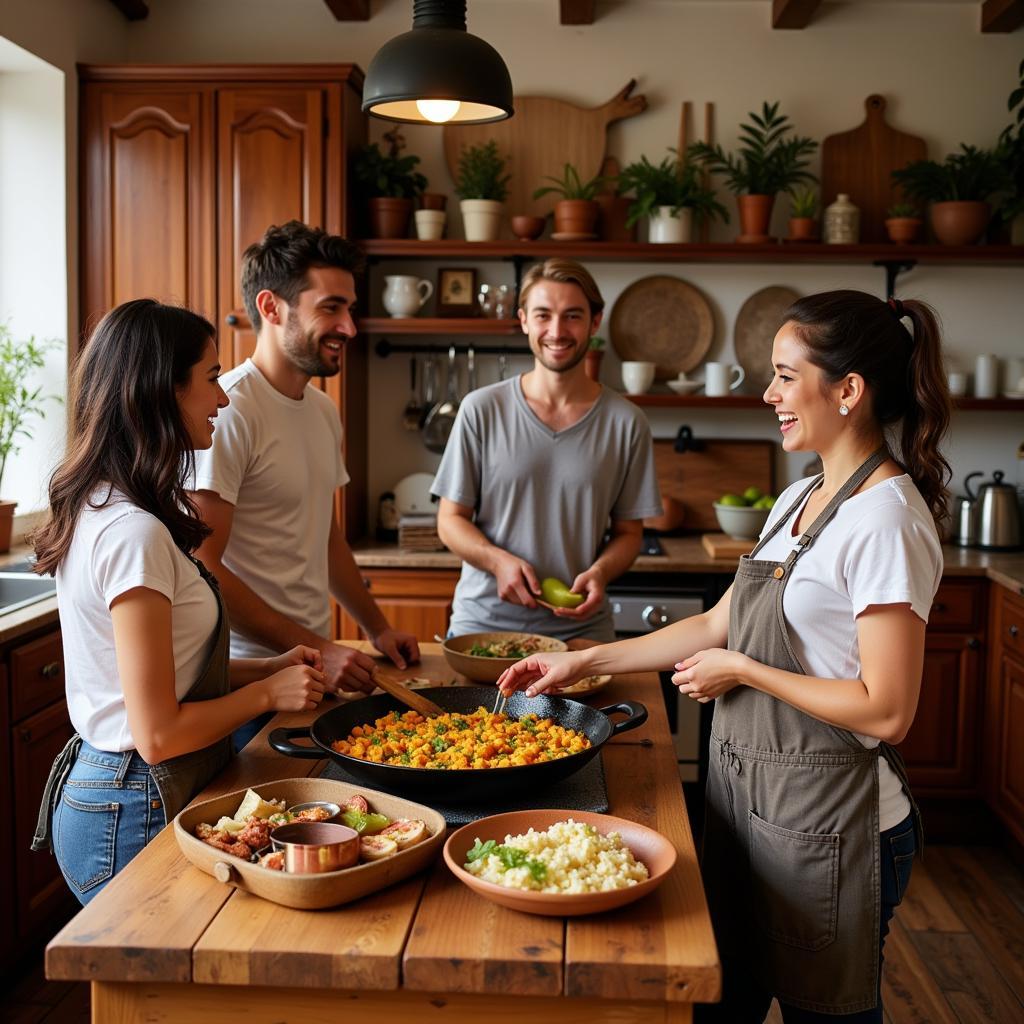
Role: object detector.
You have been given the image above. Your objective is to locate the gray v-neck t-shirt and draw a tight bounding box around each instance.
[431,377,662,641]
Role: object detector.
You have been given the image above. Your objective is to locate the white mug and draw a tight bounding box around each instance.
[414,209,446,241]
[621,360,656,394]
[704,362,745,396]
[383,275,433,318]
[946,371,967,397]
[973,353,999,399]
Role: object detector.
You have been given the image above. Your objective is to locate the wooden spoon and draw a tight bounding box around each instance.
[371,669,446,717]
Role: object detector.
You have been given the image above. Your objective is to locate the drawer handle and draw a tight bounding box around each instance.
[19,728,31,742]
[1011,625,1020,639]
[931,601,946,613]
[40,662,61,679]
[967,637,980,650]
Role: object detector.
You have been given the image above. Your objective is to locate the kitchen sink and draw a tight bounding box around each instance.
[0,559,56,613]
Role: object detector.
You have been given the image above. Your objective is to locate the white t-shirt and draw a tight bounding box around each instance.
[58,491,219,752]
[191,359,348,659]
[754,473,943,831]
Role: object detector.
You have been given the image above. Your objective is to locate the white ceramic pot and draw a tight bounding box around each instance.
[621,360,656,394]
[703,362,745,396]
[383,275,433,318]
[414,209,446,241]
[460,199,504,242]
[647,206,693,244]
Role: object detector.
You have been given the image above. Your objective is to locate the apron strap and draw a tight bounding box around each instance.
[749,475,824,559]
[31,732,82,853]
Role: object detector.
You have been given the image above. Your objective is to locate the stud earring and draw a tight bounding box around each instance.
[839,404,849,416]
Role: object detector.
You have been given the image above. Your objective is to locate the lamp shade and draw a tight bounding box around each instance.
[363,1,513,125]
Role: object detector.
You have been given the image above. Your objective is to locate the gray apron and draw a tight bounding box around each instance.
[32,556,232,852]
[702,448,921,1015]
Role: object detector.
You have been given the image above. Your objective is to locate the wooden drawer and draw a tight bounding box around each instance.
[10,630,64,723]
[927,580,985,633]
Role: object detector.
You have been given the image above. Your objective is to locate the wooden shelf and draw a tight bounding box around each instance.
[361,239,1024,266]
[360,317,520,335]
[625,393,1024,411]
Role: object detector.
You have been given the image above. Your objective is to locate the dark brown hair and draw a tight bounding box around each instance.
[518,258,605,317]
[785,289,952,525]
[33,299,216,574]
[241,220,365,333]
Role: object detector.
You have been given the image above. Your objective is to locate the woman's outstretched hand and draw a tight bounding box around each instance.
[497,651,587,698]
[673,649,750,702]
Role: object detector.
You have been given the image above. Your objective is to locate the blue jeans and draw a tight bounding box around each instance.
[52,741,164,905]
[698,814,916,1023]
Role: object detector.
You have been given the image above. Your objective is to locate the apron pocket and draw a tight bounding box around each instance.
[54,792,119,895]
[748,809,839,952]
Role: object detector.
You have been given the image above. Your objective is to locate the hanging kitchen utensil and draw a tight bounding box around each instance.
[734,286,801,392]
[419,352,438,428]
[467,346,477,392]
[423,345,461,454]
[498,352,508,380]
[401,356,423,431]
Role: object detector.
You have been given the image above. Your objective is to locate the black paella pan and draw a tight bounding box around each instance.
[269,686,647,802]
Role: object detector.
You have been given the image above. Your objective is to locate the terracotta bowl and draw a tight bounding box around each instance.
[442,632,568,684]
[510,215,546,241]
[443,809,677,916]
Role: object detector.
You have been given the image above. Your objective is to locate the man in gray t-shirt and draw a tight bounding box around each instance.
[432,259,661,642]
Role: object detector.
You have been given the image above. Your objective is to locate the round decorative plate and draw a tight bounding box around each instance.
[609,275,714,380]
[733,286,800,391]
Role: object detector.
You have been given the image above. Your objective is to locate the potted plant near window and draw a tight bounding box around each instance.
[455,140,511,242]
[787,187,818,242]
[0,325,57,552]
[617,148,728,243]
[689,101,818,243]
[891,144,1011,245]
[353,128,427,239]
[584,336,605,382]
[532,163,607,239]
[884,202,923,244]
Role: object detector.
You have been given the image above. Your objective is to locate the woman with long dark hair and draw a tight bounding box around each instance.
[499,289,951,1022]
[32,299,326,904]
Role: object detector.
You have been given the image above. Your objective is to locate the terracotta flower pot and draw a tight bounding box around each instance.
[929,201,990,246]
[736,194,775,243]
[419,192,447,212]
[369,197,413,239]
[510,215,545,240]
[787,217,818,242]
[552,199,598,238]
[584,350,604,382]
[595,194,636,242]
[885,217,923,244]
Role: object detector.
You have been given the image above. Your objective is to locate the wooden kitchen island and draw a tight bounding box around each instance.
[45,643,720,1023]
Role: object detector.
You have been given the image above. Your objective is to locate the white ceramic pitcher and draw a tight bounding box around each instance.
[383,275,433,318]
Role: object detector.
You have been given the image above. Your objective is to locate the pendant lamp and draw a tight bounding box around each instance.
[362,0,514,125]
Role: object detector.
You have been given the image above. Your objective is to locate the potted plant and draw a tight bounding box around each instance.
[584,336,605,382]
[891,144,1012,245]
[787,187,818,242]
[689,101,818,243]
[996,58,1024,244]
[617,148,728,243]
[0,325,57,552]
[532,163,606,238]
[352,128,427,239]
[884,202,923,244]
[455,140,511,242]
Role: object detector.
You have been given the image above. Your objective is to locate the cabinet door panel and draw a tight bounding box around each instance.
[216,88,324,368]
[898,633,982,794]
[338,570,459,642]
[995,654,1024,845]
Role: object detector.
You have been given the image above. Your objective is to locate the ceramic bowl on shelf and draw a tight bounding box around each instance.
[510,215,546,241]
[713,502,771,540]
[666,379,703,395]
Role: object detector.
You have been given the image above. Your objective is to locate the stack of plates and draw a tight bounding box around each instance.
[398,514,446,552]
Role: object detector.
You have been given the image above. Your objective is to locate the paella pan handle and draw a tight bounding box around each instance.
[268,726,322,759]
[596,700,648,736]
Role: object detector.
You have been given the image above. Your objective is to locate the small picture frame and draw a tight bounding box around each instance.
[436,268,477,317]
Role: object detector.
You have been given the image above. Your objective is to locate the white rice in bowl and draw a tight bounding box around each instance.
[462,818,649,894]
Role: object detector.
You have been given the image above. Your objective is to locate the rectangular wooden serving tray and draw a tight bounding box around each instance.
[173,777,447,910]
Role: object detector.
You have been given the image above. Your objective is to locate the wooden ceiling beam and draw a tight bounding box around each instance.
[560,1,596,25]
[981,0,1024,33]
[323,0,370,20]
[107,0,148,20]
[772,0,822,30]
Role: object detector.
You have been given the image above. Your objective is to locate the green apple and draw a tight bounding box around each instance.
[540,577,585,608]
[742,486,763,505]
[718,493,746,507]
[753,495,776,510]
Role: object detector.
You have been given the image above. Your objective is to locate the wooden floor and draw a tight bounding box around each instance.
[1,844,1021,1023]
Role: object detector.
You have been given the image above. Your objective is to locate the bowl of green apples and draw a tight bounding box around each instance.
[713,487,777,540]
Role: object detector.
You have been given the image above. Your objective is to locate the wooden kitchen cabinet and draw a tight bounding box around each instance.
[338,568,459,642]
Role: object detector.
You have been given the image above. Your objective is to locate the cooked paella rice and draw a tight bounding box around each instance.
[331,707,590,769]
[463,819,649,893]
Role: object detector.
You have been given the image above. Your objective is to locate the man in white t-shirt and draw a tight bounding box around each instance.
[191,221,419,696]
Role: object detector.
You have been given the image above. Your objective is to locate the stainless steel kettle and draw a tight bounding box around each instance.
[951,471,983,547]
[976,470,1023,550]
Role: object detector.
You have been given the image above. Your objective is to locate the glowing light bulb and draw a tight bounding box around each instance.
[416,99,462,124]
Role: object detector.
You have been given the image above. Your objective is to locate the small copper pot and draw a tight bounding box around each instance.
[270,822,359,873]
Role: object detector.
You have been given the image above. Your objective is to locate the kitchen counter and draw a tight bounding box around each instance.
[46,642,721,1023]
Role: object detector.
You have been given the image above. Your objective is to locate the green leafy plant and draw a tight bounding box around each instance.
[689,101,818,196]
[789,187,818,219]
[352,129,427,200]
[891,145,1011,203]
[617,149,729,228]
[886,202,921,219]
[588,336,605,351]
[532,163,606,201]
[455,140,511,202]
[0,324,59,493]
[996,58,1024,221]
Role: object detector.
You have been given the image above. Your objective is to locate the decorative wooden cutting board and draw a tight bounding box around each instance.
[701,533,755,561]
[653,436,776,533]
[442,81,647,222]
[820,95,927,244]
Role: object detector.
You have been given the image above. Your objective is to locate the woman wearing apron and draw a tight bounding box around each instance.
[499,289,950,1021]
[31,299,327,905]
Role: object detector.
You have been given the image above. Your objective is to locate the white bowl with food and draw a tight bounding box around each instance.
[442,631,568,683]
[712,502,772,540]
